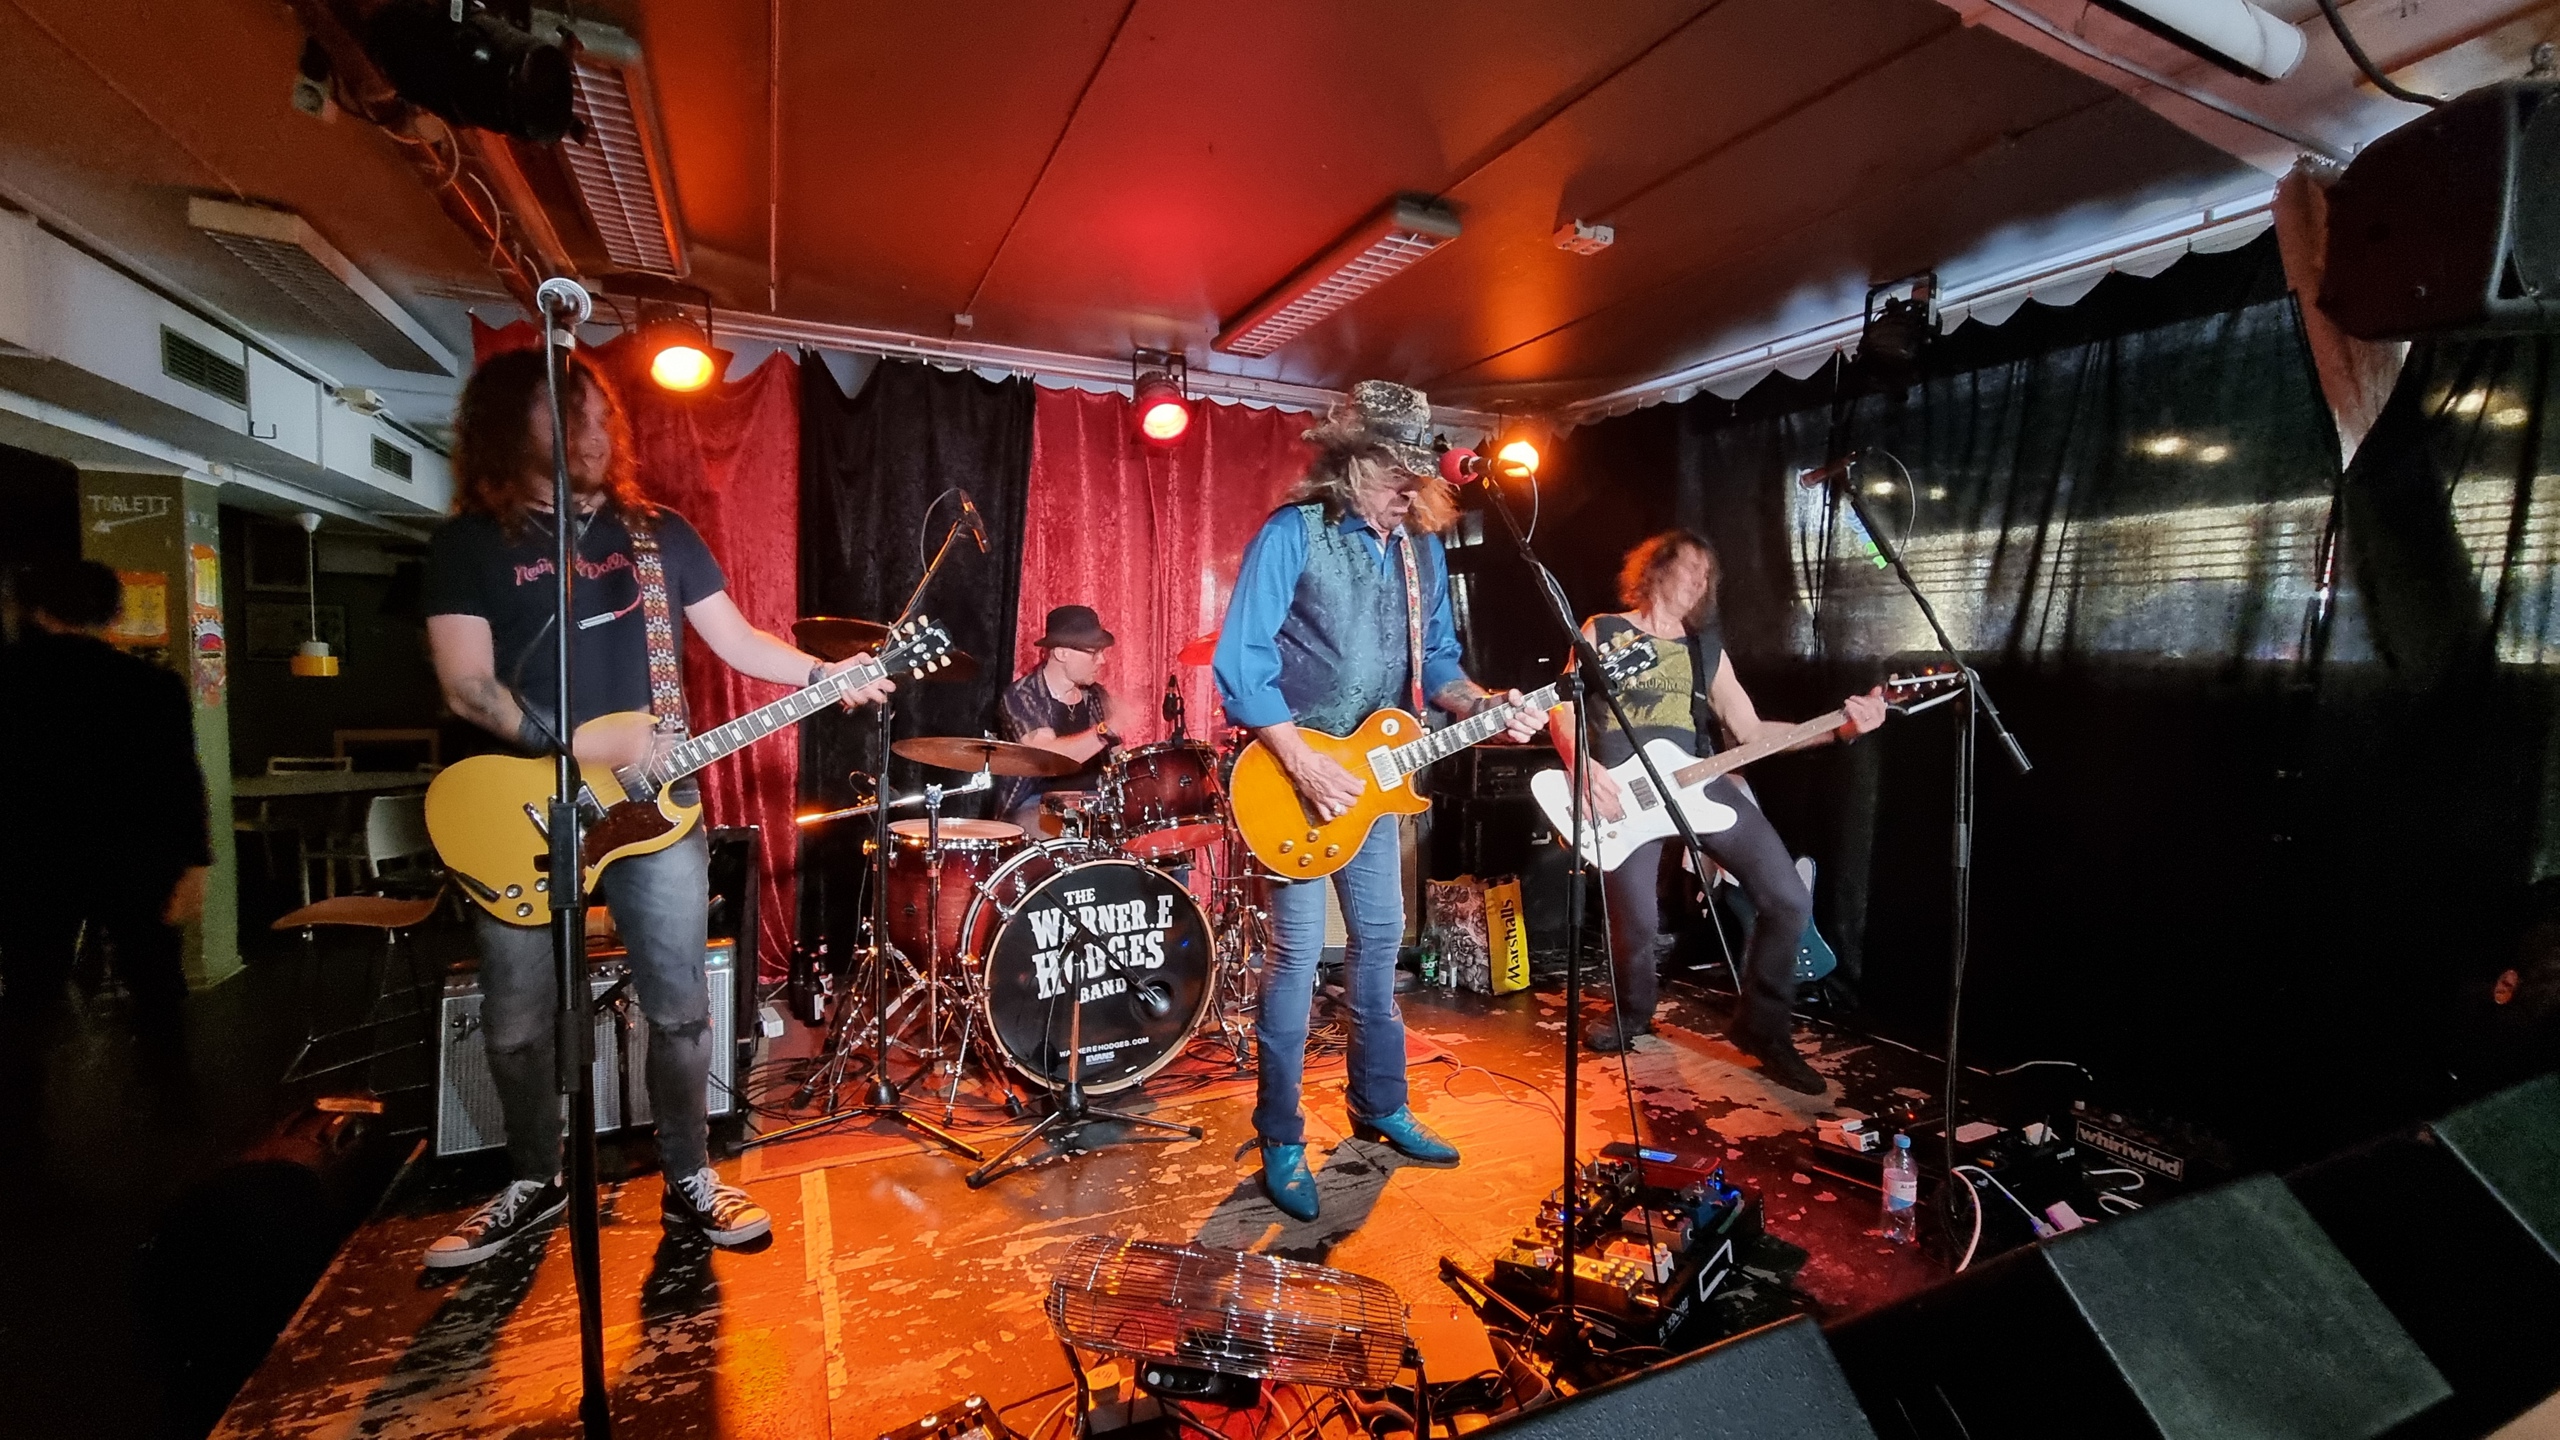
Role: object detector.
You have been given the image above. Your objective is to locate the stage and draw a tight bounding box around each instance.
[210,975,1952,1438]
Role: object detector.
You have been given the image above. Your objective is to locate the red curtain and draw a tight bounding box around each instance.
[470,319,804,977]
[1016,389,1311,746]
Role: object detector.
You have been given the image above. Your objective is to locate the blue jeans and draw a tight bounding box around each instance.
[1255,815,1408,1144]
[471,825,713,1182]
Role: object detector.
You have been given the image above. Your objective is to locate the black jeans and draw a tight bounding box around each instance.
[1599,778,1810,1049]
[0,877,191,1147]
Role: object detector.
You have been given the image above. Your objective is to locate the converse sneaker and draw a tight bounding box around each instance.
[423,1178,566,1269]
[663,1166,772,1245]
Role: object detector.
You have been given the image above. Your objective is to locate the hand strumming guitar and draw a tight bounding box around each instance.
[1258,722,1366,823]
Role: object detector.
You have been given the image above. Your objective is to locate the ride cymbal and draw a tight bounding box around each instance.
[892,735,1077,777]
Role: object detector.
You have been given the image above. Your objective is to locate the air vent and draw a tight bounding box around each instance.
[551,17,686,276]
[161,327,248,406]
[188,199,458,376]
[371,437,414,481]
[1215,196,1461,358]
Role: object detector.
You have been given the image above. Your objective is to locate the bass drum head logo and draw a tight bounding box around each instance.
[983,859,1212,1094]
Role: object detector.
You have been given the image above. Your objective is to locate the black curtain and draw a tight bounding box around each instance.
[797,357,1036,958]
[1515,235,2560,1163]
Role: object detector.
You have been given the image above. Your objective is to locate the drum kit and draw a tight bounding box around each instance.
[759,617,1271,1187]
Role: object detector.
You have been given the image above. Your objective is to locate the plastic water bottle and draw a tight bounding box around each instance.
[1880,1134,1920,1244]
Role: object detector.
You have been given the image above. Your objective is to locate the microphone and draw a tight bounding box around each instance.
[1797,452,1890,570]
[1131,980,1173,1019]
[1162,672,1181,723]
[1795,450,1861,490]
[957,493,990,554]
[1437,447,1529,485]
[534,276,593,325]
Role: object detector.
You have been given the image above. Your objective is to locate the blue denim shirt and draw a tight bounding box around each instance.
[1214,506,1465,729]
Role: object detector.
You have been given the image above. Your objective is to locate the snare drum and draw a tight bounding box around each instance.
[1109,739,1225,861]
[872,818,1024,965]
[964,839,1214,1093]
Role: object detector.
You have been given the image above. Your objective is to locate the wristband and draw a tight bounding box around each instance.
[807,661,828,688]
[516,710,556,755]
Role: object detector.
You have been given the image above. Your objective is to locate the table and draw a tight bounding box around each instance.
[232,770,434,799]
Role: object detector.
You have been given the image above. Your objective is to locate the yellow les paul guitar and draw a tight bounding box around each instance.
[426,617,955,925]
[1228,633,1659,881]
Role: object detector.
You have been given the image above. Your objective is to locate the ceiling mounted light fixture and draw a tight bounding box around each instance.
[362,0,578,143]
[1214,195,1461,358]
[2089,0,2306,82]
[1131,350,1192,446]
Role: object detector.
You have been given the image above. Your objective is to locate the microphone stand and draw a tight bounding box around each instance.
[536,284,612,1439]
[1467,464,1720,1368]
[1811,454,2030,1229]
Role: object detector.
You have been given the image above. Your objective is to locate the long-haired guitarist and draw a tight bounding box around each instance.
[1546,530,1884,1092]
[419,347,890,1268]
[1210,380,1545,1223]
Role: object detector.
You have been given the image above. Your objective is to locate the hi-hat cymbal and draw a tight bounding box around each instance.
[1175,630,1221,668]
[893,735,1077,777]
[794,617,891,660]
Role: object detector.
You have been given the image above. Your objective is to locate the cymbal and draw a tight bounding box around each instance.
[893,735,1077,778]
[1175,630,1220,667]
[794,617,890,660]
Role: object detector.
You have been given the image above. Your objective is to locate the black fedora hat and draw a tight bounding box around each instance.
[1034,605,1115,650]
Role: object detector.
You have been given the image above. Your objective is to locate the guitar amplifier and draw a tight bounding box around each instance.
[435,938,739,1158]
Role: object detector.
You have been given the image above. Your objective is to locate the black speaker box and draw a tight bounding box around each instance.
[2320,80,2560,339]
[2289,1074,2560,1439]
[1478,1315,1876,1439]
[1828,1174,2449,1439]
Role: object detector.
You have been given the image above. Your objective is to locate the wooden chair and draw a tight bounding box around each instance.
[275,793,446,1088]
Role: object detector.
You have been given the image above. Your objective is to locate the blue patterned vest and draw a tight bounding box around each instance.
[1273,504,1415,735]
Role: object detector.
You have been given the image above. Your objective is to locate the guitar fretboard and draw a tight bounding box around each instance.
[642,660,884,789]
[1380,682,1566,781]
[1669,708,1845,790]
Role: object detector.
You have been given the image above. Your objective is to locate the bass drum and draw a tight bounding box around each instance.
[964,839,1214,1094]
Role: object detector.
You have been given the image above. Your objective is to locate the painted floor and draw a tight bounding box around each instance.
[210,977,1955,1439]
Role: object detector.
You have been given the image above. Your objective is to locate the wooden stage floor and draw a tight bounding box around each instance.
[212,979,1949,1438]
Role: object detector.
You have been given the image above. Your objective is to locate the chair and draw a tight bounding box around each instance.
[275,793,446,1088]
[267,755,353,774]
[333,728,440,773]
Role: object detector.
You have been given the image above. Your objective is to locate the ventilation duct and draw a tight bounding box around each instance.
[187,198,458,376]
[548,16,686,277]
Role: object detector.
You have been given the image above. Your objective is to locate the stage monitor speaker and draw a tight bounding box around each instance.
[2289,1074,2560,1439]
[1828,1174,2449,1440]
[2320,80,2560,339]
[1477,1315,1876,1440]
[434,938,738,1157]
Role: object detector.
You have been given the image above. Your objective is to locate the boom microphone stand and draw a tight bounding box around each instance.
[534,275,612,1439]
[1803,449,2030,1229]
[1454,450,1722,1366]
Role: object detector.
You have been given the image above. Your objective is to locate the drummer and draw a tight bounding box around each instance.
[996,605,1124,831]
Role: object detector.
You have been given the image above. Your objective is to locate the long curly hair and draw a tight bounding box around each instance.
[1282,405,1456,534]
[450,346,646,531]
[1618,528,1720,627]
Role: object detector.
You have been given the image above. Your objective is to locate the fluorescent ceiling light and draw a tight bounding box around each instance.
[1215,195,1460,358]
[2091,0,2307,81]
[545,14,686,277]
[187,198,457,375]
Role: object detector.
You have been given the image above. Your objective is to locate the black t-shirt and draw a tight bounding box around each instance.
[994,668,1110,816]
[424,505,725,741]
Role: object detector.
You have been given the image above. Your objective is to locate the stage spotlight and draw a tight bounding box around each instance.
[1496,438,1541,477]
[1130,350,1191,446]
[643,313,716,393]
[362,1,577,144]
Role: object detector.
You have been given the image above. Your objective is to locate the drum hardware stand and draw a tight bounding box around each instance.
[965,976,1204,1189]
[742,652,982,1160]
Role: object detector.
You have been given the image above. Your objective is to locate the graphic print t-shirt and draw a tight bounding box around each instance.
[424,505,725,741]
[1584,614,1720,768]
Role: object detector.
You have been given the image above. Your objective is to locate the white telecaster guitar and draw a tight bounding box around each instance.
[1529,670,1961,872]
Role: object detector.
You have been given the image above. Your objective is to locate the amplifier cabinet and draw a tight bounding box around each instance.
[435,938,738,1158]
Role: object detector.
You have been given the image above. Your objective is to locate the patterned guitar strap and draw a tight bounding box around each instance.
[624,509,690,743]
[1392,529,1426,716]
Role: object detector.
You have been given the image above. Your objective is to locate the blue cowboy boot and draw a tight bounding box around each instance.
[1260,1141,1319,1221]
[1350,1106,1460,1165]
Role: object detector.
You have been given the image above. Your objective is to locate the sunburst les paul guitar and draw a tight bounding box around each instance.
[1229,633,1661,881]
[427,617,956,925]
[1528,668,1962,872]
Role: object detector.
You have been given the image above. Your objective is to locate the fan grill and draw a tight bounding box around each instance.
[1045,1236,1408,1390]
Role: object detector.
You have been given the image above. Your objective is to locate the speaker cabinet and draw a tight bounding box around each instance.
[1478,1316,1875,1439]
[2321,80,2560,338]
[1828,1174,2449,1439]
[434,939,739,1158]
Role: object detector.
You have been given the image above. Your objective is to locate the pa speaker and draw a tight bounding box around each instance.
[2290,1074,2560,1439]
[2320,80,2560,339]
[1829,1174,2449,1439]
[1478,1315,1875,1439]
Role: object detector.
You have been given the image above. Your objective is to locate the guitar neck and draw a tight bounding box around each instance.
[1668,708,1845,789]
[1378,682,1564,782]
[647,660,884,787]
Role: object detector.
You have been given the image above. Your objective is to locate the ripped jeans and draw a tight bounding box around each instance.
[470,824,713,1182]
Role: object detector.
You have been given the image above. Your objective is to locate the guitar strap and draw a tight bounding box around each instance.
[625,508,689,736]
[1392,529,1425,716]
